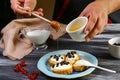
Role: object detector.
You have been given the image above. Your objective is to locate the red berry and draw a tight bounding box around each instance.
[14,60,39,80]
[14,67,19,72]
[27,75,35,80]
[19,60,26,67]
[31,72,39,79]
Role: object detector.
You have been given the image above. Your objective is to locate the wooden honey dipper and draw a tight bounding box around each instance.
[32,13,61,30]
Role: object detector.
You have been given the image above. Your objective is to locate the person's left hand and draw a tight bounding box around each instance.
[80,0,109,42]
[10,0,37,16]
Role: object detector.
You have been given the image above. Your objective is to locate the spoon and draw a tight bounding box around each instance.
[75,59,116,73]
[32,13,61,30]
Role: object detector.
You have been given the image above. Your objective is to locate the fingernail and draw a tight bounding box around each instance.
[86,37,90,42]
[85,30,89,35]
[25,7,31,11]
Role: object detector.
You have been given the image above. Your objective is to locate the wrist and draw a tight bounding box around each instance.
[95,0,120,14]
[108,0,120,14]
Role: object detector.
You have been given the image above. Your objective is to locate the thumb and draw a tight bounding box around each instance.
[24,0,37,11]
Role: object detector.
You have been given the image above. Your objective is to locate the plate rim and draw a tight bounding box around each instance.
[37,49,98,79]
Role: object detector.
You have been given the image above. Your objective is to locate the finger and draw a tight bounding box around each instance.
[17,0,25,7]
[85,24,99,42]
[84,15,97,35]
[94,16,107,35]
[24,7,32,12]
[85,16,107,42]
[98,17,108,34]
[37,8,43,12]
[18,0,25,2]
[18,0,25,4]
[33,8,44,16]
[33,11,44,16]
[15,6,31,16]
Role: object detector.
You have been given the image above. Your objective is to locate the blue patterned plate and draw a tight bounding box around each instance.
[37,50,98,79]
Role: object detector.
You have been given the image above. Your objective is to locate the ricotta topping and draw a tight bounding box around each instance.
[74,59,91,66]
[50,55,64,62]
[66,51,79,61]
[51,62,72,70]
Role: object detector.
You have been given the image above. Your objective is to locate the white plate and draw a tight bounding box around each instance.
[37,50,98,79]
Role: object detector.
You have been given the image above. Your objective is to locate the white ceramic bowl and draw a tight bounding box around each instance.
[66,16,88,42]
[108,37,120,59]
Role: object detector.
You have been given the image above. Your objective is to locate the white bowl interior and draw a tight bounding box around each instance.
[66,17,88,33]
[109,37,120,45]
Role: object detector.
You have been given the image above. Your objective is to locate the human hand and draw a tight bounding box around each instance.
[33,8,44,16]
[80,0,109,42]
[10,0,37,16]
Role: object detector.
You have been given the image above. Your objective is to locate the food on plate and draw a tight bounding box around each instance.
[73,60,89,71]
[50,61,73,74]
[48,51,89,74]
[48,54,65,66]
[65,51,80,64]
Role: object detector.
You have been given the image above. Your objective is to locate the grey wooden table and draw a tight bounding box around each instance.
[0,24,120,80]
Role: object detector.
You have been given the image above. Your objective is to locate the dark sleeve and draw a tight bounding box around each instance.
[0,0,16,31]
[109,10,120,23]
[53,0,94,24]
